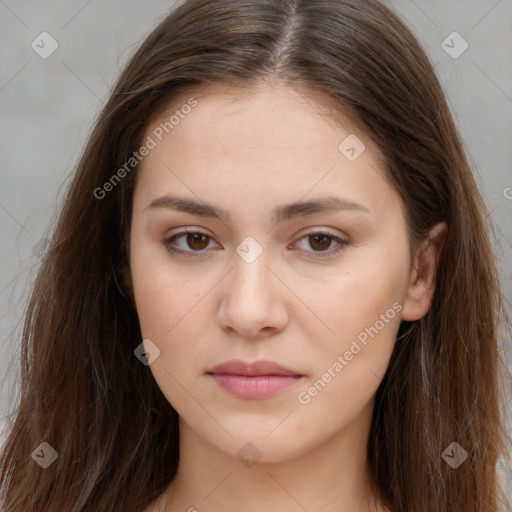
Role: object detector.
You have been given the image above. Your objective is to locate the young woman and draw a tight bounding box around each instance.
[1,0,510,511]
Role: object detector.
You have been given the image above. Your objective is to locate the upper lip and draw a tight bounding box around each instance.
[207,359,302,376]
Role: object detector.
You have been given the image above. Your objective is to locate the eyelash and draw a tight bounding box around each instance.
[162,227,349,258]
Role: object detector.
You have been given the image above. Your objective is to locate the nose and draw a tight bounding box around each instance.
[216,247,289,339]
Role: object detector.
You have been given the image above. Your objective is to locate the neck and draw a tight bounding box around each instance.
[160,398,386,512]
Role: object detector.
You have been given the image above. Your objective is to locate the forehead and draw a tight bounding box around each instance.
[141,80,384,168]
[133,80,393,218]
[153,80,374,142]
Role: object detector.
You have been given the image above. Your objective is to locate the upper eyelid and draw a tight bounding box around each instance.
[166,226,346,242]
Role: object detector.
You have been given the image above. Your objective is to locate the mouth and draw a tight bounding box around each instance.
[206,359,305,399]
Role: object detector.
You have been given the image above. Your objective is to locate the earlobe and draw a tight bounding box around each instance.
[401,221,447,321]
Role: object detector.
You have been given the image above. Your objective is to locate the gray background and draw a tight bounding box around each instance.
[1,0,511,502]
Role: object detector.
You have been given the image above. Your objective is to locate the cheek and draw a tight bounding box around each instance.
[294,248,409,349]
[129,233,220,374]
[289,245,409,413]
[290,244,409,422]
[129,228,207,338]
[133,284,215,389]
[131,262,214,414]
[294,274,404,431]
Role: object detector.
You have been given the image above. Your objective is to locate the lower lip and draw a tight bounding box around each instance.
[209,373,303,399]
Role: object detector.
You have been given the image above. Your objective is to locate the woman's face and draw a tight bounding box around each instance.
[128,81,430,462]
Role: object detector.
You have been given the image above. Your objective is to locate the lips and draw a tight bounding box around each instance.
[207,359,304,399]
[208,359,302,376]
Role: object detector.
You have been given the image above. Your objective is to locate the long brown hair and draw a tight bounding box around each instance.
[1,0,510,510]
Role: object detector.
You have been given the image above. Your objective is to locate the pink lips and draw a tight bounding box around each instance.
[207,359,304,399]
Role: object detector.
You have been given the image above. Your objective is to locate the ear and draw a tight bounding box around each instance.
[401,222,447,322]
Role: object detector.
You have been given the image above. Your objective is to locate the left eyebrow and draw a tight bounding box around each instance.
[143,194,370,223]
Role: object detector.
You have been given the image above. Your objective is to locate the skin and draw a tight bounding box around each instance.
[125,79,446,512]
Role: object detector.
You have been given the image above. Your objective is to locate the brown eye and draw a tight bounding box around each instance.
[163,230,219,255]
[294,231,348,257]
[308,234,333,251]
[185,233,210,250]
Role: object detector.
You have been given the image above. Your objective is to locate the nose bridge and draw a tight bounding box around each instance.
[216,235,288,336]
[229,238,271,302]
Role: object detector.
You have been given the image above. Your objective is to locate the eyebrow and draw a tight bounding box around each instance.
[144,194,370,223]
